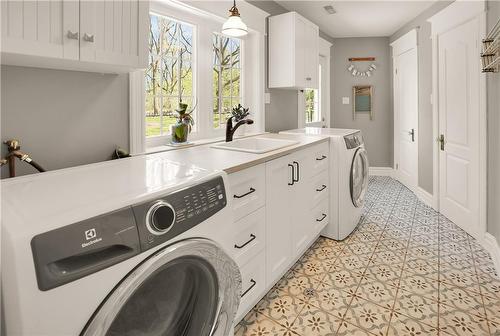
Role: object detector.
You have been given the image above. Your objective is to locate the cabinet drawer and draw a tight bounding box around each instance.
[310,170,329,208]
[309,142,329,176]
[311,198,329,236]
[230,207,266,267]
[236,250,266,321]
[228,164,266,221]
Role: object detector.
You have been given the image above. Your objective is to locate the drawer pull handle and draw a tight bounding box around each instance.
[288,164,295,185]
[316,184,327,192]
[316,155,327,161]
[242,279,257,298]
[234,187,256,199]
[234,234,256,249]
[316,214,327,222]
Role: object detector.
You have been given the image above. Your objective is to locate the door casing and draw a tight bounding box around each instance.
[391,29,419,193]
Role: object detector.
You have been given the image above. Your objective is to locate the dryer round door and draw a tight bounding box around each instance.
[350,147,369,208]
[82,239,241,336]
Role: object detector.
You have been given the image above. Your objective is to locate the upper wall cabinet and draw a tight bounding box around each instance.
[1,0,149,73]
[268,12,319,89]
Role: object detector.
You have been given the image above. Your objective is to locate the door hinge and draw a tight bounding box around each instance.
[396,163,399,170]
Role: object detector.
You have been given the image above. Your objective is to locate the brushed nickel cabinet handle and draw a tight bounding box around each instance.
[83,33,95,42]
[67,30,79,40]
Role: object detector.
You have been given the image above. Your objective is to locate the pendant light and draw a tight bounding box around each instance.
[222,0,248,37]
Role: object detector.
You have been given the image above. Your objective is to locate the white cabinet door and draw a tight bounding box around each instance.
[294,15,306,89]
[265,154,293,283]
[80,0,148,68]
[290,150,312,255]
[304,22,319,89]
[1,0,79,60]
[268,11,319,89]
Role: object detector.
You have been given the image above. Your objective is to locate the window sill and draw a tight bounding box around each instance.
[140,132,268,156]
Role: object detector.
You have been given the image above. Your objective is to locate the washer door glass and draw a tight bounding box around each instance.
[350,147,369,208]
[82,239,241,336]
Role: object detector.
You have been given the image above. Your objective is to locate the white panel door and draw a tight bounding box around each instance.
[438,18,480,236]
[265,154,293,284]
[80,0,148,68]
[394,48,418,191]
[1,0,79,60]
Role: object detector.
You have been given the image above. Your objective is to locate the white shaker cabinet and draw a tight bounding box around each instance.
[1,0,148,73]
[265,154,294,284]
[79,1,148,68]
[268,11,319,89]
[1,0,80,60]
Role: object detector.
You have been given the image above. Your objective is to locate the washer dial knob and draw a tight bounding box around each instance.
[146,201,176,235]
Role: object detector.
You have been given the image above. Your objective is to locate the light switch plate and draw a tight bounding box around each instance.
[342,97,350,105]
[265,92,271,104]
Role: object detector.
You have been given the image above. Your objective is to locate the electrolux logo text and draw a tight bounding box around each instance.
[82,228,102,248]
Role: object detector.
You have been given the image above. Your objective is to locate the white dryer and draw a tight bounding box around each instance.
[281,128,369,240]
[2,155,240,336]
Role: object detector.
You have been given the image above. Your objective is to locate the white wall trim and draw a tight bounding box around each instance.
[129,70,146,155]
[390,28,417,56]
[428,2,487,241]
[369,167,394,177]
[483,233,500,278]
[428,1,486,36]
[415,187,438,210]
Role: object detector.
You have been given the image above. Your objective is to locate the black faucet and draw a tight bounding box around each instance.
[226,116,254,142]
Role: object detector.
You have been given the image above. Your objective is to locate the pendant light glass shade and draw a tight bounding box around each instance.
[222,0,248,37]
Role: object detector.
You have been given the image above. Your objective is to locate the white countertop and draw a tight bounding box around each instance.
[147,133,329,174]
[1,133,328,233]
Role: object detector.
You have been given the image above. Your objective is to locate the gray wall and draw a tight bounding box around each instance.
[390,1,453,194]
[486,0,500,242]
[1,65,129,178]
[331,37,393,167]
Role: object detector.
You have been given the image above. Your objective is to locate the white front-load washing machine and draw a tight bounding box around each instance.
[281,128,369,240]
[2,155,241,336]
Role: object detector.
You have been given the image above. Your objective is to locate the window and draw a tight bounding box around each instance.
[302,60,325,127]
[146,14,194,138]
[304,88,319,123]
[212,33,242,128]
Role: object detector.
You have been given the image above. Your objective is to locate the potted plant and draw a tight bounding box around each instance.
[231,104,250,122]
[170,101,195,144]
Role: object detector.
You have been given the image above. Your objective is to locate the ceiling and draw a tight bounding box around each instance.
[274,1,438,38]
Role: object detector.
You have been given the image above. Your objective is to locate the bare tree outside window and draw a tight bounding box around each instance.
[305,88,319,123]
[146,14,194,137]
[213,33,242,128]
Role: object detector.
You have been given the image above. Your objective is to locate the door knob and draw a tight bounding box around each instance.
[409,129,415,142]
[439,134,445,151]
[83,33,95,42]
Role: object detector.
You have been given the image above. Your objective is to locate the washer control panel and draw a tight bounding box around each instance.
[132,176,227,250]
[344,131,364,149]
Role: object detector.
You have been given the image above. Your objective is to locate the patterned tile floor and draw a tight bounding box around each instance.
[235,176,500,336]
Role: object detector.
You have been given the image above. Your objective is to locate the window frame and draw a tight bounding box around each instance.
[212,32,245,130]
[146,13,197,140]
[297,39,331,129]
[129,1,266,154]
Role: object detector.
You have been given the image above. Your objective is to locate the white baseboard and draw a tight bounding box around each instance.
[369,167,394,177]
[482,233,500,278]
[415,187,438,210]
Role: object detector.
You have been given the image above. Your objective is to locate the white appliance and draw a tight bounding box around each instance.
[2,155,240,336]
[281,128,369,240]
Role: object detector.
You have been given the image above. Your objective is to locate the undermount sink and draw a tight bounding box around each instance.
[212,137,299,154]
